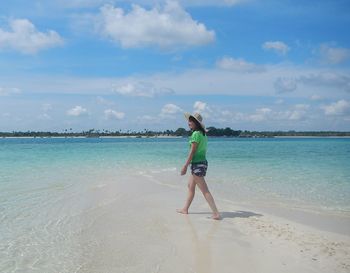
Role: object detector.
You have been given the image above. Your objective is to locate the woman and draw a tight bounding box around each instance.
[177,113,220,220]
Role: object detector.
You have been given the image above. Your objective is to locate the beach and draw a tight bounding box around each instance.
[76,170,350,273]
[0,137,349,272]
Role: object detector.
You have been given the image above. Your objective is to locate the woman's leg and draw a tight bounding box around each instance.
[177,175,196,214]
[193,175,220,220]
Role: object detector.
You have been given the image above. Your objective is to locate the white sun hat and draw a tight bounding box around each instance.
[184,112,206,131]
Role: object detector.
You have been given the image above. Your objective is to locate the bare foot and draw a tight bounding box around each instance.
[176,208,188,214]
[212,213,221,220]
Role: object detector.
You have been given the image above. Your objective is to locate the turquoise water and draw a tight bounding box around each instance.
[1,137,350,272]
[208,138,350,211]
[1,137,350,211]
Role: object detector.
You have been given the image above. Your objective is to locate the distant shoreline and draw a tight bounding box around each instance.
[273,136,350,138]
[1,135,184,139]
[1,128,350,138]
[2,135,350,139]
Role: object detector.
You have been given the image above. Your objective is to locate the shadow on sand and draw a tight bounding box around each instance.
[220,210,263,219]
[189,210,263,219]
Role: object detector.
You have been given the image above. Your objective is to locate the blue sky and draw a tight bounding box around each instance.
[1,0,350,132]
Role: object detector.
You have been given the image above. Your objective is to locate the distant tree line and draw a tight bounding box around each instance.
[1,128,350,138]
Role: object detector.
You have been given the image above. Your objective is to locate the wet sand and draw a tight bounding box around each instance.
[75,171,350,273]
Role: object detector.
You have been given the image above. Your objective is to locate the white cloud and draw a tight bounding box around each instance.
[137,115,161,123]
[299,72,350,93]
[248,108,272,122]
[149,0,247,6]
[56,0,108,8]
[37,113,52,120]
[275,99,284,104]
[2,63,349,101]
[193,101,207,112]
[184,0,246,6]
[310,95,322,101]
[42,103,52,111]
[295,104,310,110]
[112,81,174,97]
[0,19,63,54]
[274,77,297,93]
[193,101,213,119]
[2,113,11,118]
[96,96,115,105]
[273,71,350,95]
[160,103,183,116]
[218,110,245,122]
[95,2,215,49]
[59,0,247,8]
[262,41,290,55]
[319,44,350,65]
[138,115,156,121]
[214,108,269,123]
[0,87,21,96]
[321,100,350,116]
[218,104,311,123]
[104,109,125,120]
[67,106,88,116]
[272,104,311,122]
[288,104,309,121]
[216,56,264,73]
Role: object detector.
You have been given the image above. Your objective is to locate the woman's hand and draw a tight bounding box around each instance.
[181,165,188,176]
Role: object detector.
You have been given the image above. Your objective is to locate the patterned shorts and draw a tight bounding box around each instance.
[191,160,208,177]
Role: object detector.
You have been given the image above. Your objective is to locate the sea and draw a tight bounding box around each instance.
[1,137,349,272]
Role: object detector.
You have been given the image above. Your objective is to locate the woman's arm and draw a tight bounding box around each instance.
[181,142,197,175]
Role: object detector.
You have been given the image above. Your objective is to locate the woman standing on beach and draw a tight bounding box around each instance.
[177,113,220,220]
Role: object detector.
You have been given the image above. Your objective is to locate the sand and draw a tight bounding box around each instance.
[76,171,350,273]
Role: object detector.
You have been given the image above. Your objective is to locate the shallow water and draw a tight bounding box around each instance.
[0,137,349,272]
